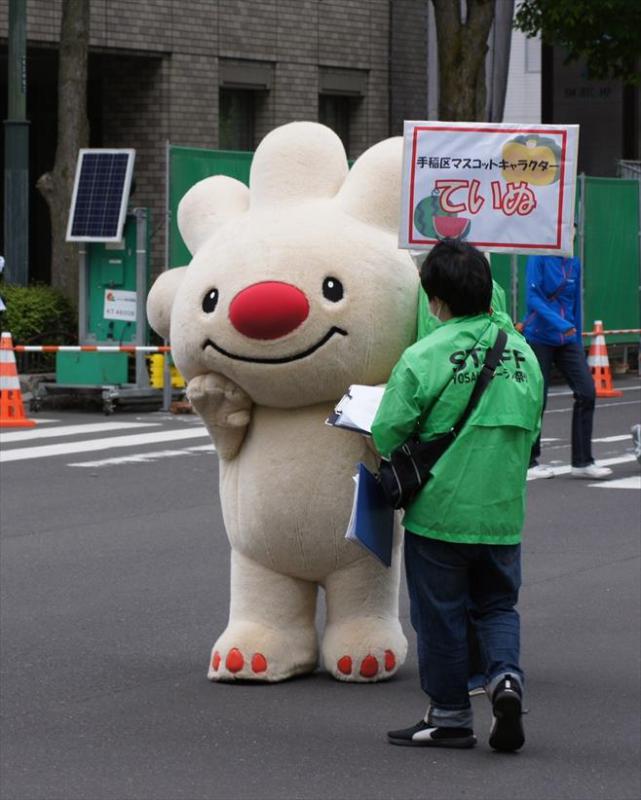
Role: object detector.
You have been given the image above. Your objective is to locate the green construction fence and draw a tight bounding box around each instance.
[167,146,641,343]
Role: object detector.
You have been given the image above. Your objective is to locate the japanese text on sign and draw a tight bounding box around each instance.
[400,122,579,255]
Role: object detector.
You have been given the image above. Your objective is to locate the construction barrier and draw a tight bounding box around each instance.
[587,320,624,398]
[0,332,36,429]
[12,345,171,353]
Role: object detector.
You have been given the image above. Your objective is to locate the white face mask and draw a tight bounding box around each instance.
[430,300,443,320]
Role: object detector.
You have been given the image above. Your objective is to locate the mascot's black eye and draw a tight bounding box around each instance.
[322,277,344,302]
[202,289,218,313]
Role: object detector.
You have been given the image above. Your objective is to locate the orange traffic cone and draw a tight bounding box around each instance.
[587,320,623,398]
[0,331,36,428]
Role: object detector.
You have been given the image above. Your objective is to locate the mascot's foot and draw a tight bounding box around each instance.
[322,617,408,683]
[208,621,318,682]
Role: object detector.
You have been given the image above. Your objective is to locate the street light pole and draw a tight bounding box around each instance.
[4,0,30,286]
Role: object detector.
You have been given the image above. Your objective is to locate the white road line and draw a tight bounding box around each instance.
[541,437,560,442]
[592,435,635,443]
[0,427,209,463]
[69,443,215,468]
[528,453,638,480]
[590,476,641,490]
[33,418,59,425]
[547,400,641,414]
[548,385,640,397]
[0,421,160,444]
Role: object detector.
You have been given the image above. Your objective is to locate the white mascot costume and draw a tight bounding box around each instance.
[147,122,419,682]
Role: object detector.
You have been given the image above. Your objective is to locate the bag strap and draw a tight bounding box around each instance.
[451,328,507,437]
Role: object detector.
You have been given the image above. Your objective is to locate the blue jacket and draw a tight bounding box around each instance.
[522,256,582,346]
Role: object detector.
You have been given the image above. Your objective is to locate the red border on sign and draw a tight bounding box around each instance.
[407,125,569,249]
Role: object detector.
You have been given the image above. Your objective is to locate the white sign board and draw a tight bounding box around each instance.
[400,121,579,255]
[104,289,137,322]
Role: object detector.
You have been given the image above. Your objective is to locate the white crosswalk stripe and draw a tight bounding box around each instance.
[0,426,209,463]
[0,421,160,443]
[69,444,215,468]
[590,476,641,490]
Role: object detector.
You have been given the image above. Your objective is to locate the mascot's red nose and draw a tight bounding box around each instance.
[229,281,310,340]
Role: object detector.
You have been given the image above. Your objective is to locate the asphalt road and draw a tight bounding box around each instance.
[1,377,640,800]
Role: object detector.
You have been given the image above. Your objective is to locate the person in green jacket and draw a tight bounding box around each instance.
[413,256,517,696]
[372,240,543,752]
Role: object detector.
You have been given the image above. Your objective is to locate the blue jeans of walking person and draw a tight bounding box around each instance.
[404,531,523,729]
[529,341,596,468]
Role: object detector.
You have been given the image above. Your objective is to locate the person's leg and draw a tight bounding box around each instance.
[470,544,524,752]
[402,533,472,723]
[389,532,475,747]
[471,544,522,688]
[528,343,554,466]
[554,342,596,467]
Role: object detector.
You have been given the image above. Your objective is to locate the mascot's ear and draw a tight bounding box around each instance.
[178,176,250,255]
[250,121,348,206]
[146,267,187,339]
[336,137,404,233]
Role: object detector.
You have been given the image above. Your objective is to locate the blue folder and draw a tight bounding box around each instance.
[346,463,395,568]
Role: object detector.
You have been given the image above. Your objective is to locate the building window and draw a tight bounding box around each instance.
[219,89,255,151]
[319,95,351,156]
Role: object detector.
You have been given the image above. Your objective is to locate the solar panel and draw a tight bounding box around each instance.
[66,149,136,242]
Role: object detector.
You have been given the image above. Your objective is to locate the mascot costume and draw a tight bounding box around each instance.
[147,122,419,682]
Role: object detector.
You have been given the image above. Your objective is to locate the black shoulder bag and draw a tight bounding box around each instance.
[378,329,507,510]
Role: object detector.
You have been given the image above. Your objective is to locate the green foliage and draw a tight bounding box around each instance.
[515,0,641,84]
[0,283,77,344]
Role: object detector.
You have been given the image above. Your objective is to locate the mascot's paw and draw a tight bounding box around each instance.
[322,617,408,683]
[208,621,318,683]
[186,372,252,429]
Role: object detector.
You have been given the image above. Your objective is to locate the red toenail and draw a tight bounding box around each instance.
[226,648,244,673]
[337,656,352,675]
[360,655,379,678]
[384,650,396,671]
[212,650,221,670]
[251,653,267,673]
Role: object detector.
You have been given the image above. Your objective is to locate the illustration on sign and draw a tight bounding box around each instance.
[104,289,137,322]
[400,122,579,256]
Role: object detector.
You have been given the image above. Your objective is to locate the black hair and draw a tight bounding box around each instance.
[420,239,492,317]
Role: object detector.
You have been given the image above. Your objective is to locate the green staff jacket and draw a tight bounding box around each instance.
[371,313,543,545]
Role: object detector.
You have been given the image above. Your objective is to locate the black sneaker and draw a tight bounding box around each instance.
[387,720,476,748]
[489,675,524,752]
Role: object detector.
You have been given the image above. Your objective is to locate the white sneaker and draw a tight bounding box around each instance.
[571,463,613,479]
[527,464,555,479]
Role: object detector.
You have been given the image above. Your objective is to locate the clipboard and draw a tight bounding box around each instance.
[326,385,385,436]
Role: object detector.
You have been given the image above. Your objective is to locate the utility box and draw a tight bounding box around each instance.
[56,209,150,386]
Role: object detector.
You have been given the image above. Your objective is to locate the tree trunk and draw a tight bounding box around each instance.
[36,0,89,303]
[431,0,495,121]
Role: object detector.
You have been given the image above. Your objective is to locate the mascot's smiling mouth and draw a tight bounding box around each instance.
[202,326,348,364]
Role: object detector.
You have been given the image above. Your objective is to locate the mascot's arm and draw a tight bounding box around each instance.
[186,372,253,461]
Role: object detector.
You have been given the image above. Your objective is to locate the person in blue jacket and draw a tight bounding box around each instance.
[519,252,612,479]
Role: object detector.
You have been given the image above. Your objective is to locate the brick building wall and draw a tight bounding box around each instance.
[0,0,419,280]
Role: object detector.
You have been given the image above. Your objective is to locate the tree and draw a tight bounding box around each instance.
[514,0,641,85]
[36,0,89,303]
[431,0,496,121]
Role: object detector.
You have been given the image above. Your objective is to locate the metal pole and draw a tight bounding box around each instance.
[134,208,150,389]
[78,245,88,342]
[162,140,172,411]
[4,0,30,285]
[637,178,641,376]
[579,172,586,342]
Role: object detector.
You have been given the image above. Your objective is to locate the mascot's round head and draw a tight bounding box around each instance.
[147,122,419,408]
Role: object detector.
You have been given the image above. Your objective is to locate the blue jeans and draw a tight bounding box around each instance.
[530,341,596,468]
[404,531,523,728]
